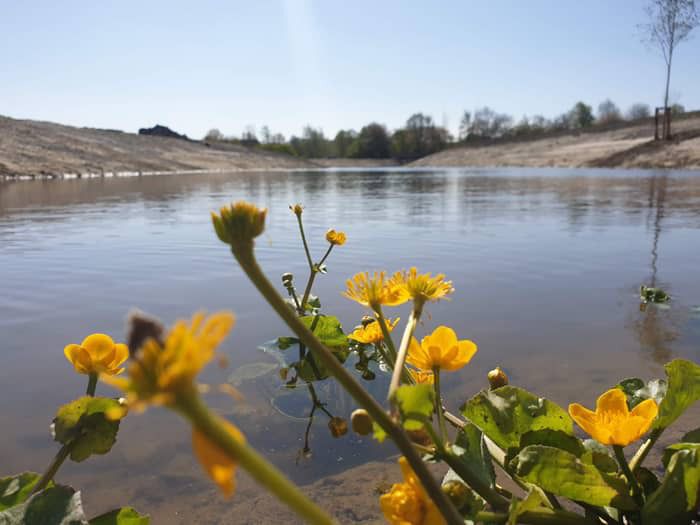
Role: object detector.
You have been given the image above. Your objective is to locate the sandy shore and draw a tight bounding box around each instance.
[412,113,700,170]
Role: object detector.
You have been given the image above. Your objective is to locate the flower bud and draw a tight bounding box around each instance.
[325,229,347,246]
[281,272,294,285]
[290,203,303,217]
[351,409,373,436]
[442,480,475,514]
[487,366,509,390]
[360,315,375,327]
[406,428,432,447]
[212,201,267,246]
[328,417,348,438]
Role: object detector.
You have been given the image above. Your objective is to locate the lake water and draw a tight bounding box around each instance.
[1,168,700,523]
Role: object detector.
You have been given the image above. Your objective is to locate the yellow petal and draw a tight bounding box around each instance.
[64,344,93,374]
[107,343,129,374]
[199,312,235,354]
[192,419,245,498]
[423,326,458,352]
[81,333,116,360]
[451,340,478,369]
[407,337,431,370]
[630,398,659,422]
[569,403,611,444]
[596,388,630,417]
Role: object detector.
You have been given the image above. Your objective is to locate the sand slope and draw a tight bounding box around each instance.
[0,115,316,177]
[412,113,700,170]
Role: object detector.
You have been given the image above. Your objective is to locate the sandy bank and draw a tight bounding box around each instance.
[412,113,700,171]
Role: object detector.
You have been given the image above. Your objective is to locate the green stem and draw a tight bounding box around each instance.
[612,445,644,509]
[230,243,464,525]
[388,303,423,400]
[441,447,509,511]
[433,367,448,443]
[177,391,334,525]
[629,428,663,473]
[374,306,398,361]
[31,373,99,495]
[300,245,333,312]
[296,214,314,271]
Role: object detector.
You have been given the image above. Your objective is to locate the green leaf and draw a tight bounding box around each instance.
[662,443,700,469]
[509,445,636,510]
[642,447,700,525]
[394,384,434,431]
[461,386,573,453]
[681,427,700,443]
[53,397,124,462]
[0,472,48,511]
[518,429,584,458]
[441,471,485,518]
[507,487,554,525]
[451,423,496,490]
[653,359,700,430]
[372,421,387,443]
[300,315,347,348]
[635,467,661,497]
[0,485,87,525]
[580,440,618,473]
[276,337,299,350]
[617,378,667,409]
[89,507,150,525]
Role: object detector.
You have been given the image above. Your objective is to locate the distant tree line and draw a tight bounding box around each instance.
[204,100,687,160]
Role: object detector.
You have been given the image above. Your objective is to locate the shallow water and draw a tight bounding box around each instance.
[1,168,700,521]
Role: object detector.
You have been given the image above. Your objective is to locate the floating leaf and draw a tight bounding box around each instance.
[227,362,278,387]
[653,359,700,430]
[300,315,348,349]
[394,384,434,431]
[89,507,150,525]
[461,386,572,453]
[509,445,636,510]
[0,485,87,525]
[53,397,124,462]
[0,472,46,511]
[642,447,700,525]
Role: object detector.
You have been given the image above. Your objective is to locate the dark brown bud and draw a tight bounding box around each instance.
[487,367,509,389]
[351,409,373,435]
[328,417,348,438]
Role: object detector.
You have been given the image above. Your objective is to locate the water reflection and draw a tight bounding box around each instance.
[1,167,700,521]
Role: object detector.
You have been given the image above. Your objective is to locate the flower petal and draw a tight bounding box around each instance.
[569,403,611,444]
[64,344,93,374]
[407,337,431,370]
[630,398,659,422]
[423,326,458,352]
[596,388,630,417]
[81,333,116,360]
[192,419,245,498]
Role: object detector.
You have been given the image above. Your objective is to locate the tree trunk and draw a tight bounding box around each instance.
[664,50,673,139]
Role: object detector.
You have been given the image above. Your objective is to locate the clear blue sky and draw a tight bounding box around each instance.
[2,1,699,140]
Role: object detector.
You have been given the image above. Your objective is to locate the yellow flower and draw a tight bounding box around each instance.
[192,417,245,497]
[106,312,235,409]
[568,388,658,447]
[343,271,409,310]
[380,457,445,525]
[64,334,129,376]
[410,369,435,385]
[397,268,453,306]
[325,229,347,246]
[407,326,477,372]
[349,318,399,344]
[211,201,267,245]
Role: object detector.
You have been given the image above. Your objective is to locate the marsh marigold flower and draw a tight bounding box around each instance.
[568,388,658,447]
[325,229,347,246]
[397,268,453,306]
[64,334,129,376]
[343,271,408,310]
[380,457,445,525]
[410,369,435,385]
[349,318,399,344]
[212,201,267,245]
[107,311,235,409]
[407,326,477,372]
[192,418,245,497]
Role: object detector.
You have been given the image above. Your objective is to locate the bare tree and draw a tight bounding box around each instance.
[641,0,699,111]
[627,103,652,120]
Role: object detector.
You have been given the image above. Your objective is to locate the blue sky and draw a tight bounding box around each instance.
[2,1,699,140]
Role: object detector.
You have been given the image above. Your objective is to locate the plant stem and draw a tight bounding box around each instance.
[475,510,595,525]
[31,373,99,495]
[387,303,423,400]
[178,391,334,525]
[300,245,333,312]
[374,306,398,361]
[230,243,465,525]
[612,445,644,509]
[296,214,314,271]
[433,367,448,443]
[629,428,663,473]
[441,447,509,511]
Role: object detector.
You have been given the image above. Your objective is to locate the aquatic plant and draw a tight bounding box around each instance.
[2,201,699,525]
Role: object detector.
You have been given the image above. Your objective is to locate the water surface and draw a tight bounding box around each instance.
[1,168,699,522]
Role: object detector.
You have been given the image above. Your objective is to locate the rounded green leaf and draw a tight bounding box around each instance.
[0,472,46,511]
[89,507,150,525]
[0,485,87,525]
[653,359,700,431]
